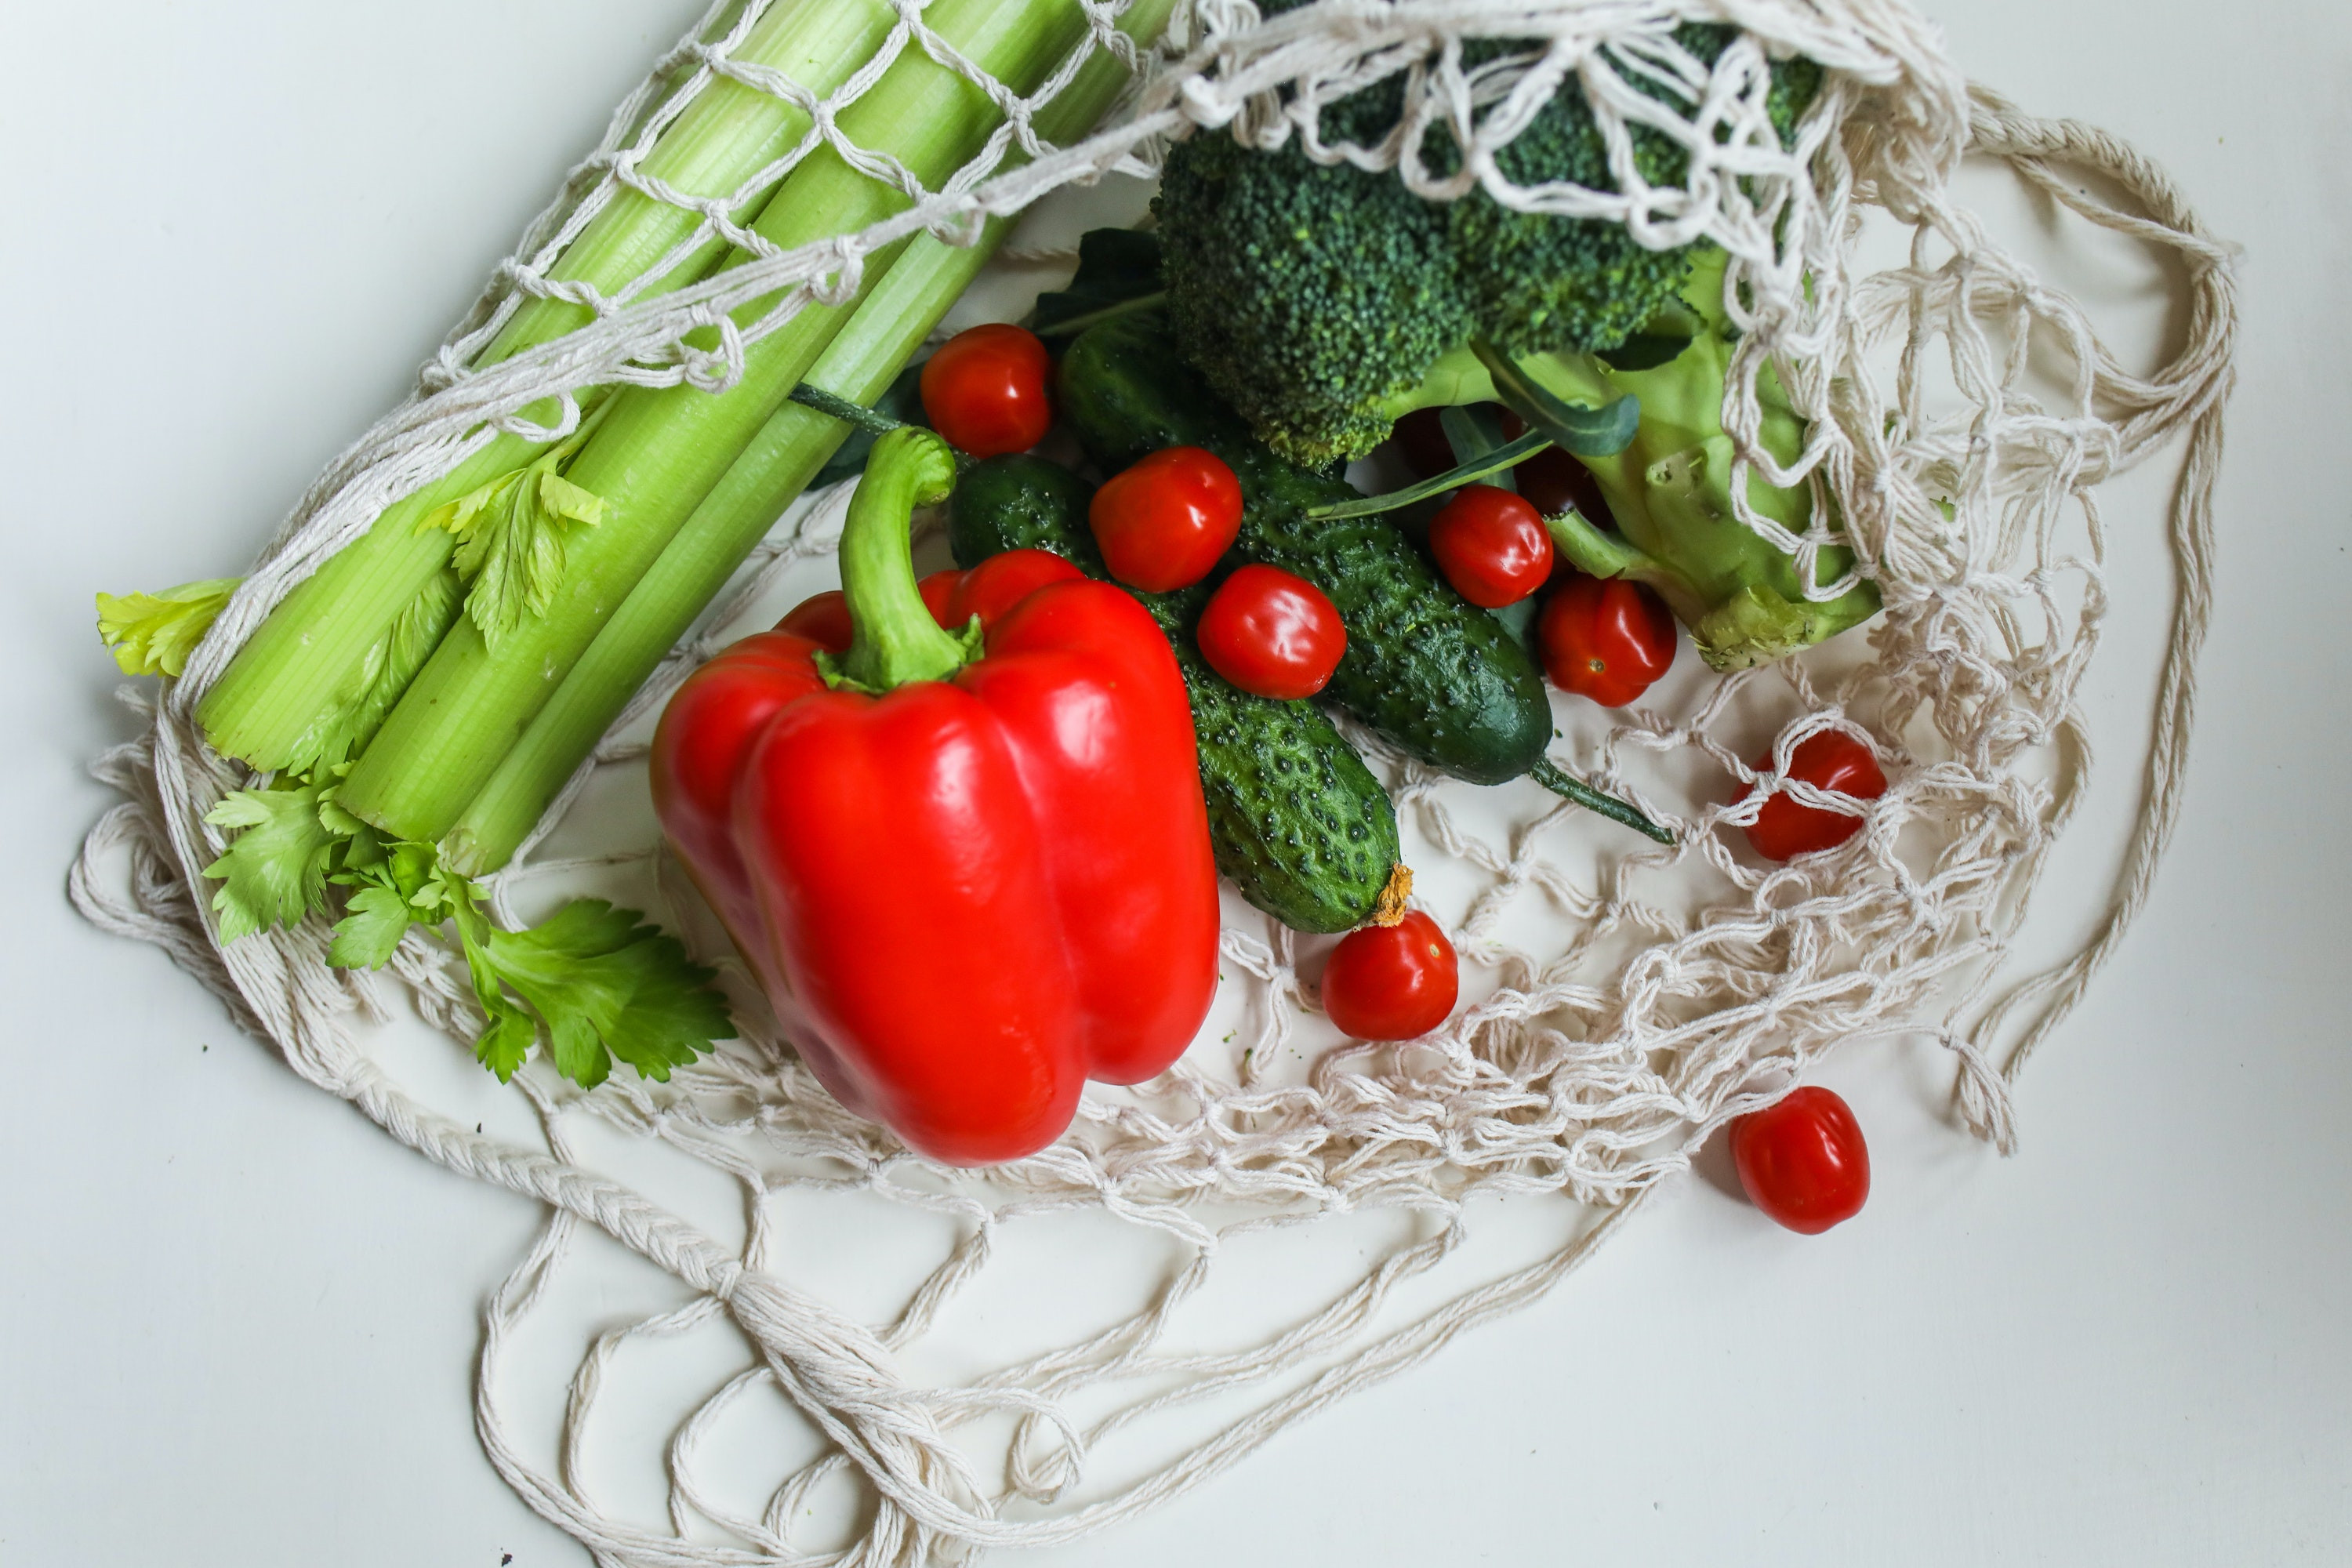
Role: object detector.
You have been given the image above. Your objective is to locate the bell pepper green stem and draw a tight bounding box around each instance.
[823,429,970,694]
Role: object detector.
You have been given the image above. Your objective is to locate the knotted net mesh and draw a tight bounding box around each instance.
[71,0,2237,1561]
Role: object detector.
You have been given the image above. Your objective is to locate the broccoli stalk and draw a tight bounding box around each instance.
[1465,249,1879,671]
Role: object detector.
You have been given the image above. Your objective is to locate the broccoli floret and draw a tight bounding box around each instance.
[1155,21,1820,465]
[1449,25,1746,360]
[1157,130,1472,470]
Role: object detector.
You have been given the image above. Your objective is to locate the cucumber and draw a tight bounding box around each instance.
[1057,313,1550,783]
[1057,313,1671,842]
[949,453,1399,934]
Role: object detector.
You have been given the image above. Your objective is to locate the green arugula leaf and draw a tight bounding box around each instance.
[201,782,343,942]
[96,578,241,678]
[1305,429,1553,521]
[1472,339,1642,459]
[1437,404,1516,493]
[1597,330,1696,373]
[477,900,731,1089]
[428,463,604,649]
[1033,227,1165,336]
[327,883,412,969]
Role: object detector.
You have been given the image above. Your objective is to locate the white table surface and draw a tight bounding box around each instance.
[5,1,2347,1563]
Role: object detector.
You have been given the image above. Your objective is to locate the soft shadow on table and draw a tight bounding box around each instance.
[1690,1123,1745,1203]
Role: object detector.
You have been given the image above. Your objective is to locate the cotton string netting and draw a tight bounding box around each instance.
[68,0,2237,1561]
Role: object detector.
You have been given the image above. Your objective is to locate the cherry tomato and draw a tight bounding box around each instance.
[946,548,1084,632]
[1728,1086,1871,1234]
[1322,910,1460,1040]
[919,324,1053,458]
[1537,572,1677,707]
[1195,564,1347,700]
[1428,484,1554,608]
[917,568,962,630]
[775,590,851,652]
[1089,446,1243,593]
[1738,729,1887,861]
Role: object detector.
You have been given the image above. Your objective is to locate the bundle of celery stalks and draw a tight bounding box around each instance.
[97,0,1178,1091]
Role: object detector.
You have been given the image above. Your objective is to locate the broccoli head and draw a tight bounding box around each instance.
[1156,130,1472,470]
[1155,20,1820,465]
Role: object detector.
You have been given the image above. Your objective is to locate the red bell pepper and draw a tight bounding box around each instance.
[652,430,1220,1164]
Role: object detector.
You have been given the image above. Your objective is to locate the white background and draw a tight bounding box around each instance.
[4,0,2349,1563]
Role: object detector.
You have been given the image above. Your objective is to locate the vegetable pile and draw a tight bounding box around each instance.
[94,11,1896,1184]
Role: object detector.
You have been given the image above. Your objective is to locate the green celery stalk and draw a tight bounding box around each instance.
[196,0,900,772]
[441,0,1178,875]
[335,0,1093,844]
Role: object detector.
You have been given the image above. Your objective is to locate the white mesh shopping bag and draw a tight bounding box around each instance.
[74,1,2236,1560]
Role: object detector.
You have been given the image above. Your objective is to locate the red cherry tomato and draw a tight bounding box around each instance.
[1196,564,1347,700]
[1537,572,1677,707]
[775,590,852,652]
[918,324,1053,458]
[1322,910,1460,1040]
[1729,1086,1871,1234]
[946,548,1084,632]
[1089,446,1243,592]
[1428,485,1554,608]
[1738,729,1887,861]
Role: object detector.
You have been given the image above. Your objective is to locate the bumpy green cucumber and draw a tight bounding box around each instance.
[1058,313,1552,785]
[949,454,1399,934]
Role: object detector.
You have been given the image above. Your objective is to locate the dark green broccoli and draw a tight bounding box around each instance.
[1156,20,1817,467]
[1449,27,1758,360]
[1154,104,1472,468]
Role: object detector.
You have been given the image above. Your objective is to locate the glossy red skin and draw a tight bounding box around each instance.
[1196,564,1346,699]
[790,556,1081,648]
[917,569,961,629]
[1321,910,1460,1040]
[1739,731,1888,861]
[1537,573,1677,707]
[1428,485,1554,608]
[1089,446,1243,592]
[652,579,1218,1165]
[919,324,1053,458]
[1730,1086,1871,1234]
[777,590,853,651]
[947,548,1083,629]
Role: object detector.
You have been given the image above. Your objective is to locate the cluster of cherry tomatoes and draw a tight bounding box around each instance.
[1395,406,1889,865]
[919,325,1877,1233]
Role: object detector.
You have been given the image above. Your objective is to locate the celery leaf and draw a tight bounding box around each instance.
[96,578,240,678]
[474,1007,537,1083]
[327,883,412,969]
[290,567,463,771]
[477,900,731,1089]
[430,465,603,649]
[201,783,342,942]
